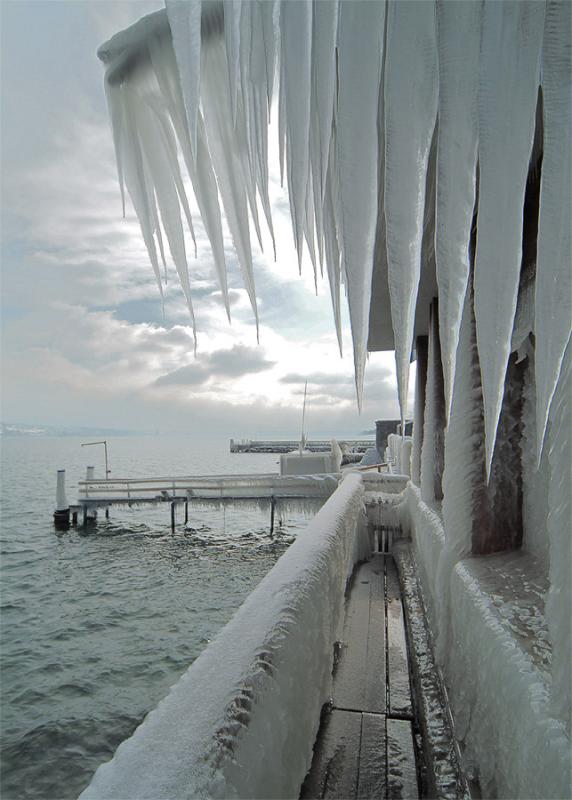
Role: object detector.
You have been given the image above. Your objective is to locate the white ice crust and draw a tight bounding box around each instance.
[80,473,368,799]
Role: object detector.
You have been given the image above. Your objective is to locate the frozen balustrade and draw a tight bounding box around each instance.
[80,473,370,799]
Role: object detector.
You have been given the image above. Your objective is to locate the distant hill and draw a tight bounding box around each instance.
[0,422,141,437]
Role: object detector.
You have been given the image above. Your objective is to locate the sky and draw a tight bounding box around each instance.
[1,0,409,438]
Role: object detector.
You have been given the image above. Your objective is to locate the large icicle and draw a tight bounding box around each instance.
[534,0,572,460]
[474,1,545,477]
[223,0,241,124]
[137,101,197,340]
[280,0,312,265]
[310,0,338,203]
[147,32,231,318]
[200,34,259,330]
[165,0,202,157]
[336,0,385,406]
[384,0,438,426]
[323,130,343,355]
[435,0,480,422]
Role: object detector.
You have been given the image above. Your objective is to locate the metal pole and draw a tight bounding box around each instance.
[81,441,111,478]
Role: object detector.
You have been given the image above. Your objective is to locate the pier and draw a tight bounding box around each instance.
[53,470,341,532]
[230,438,374,454]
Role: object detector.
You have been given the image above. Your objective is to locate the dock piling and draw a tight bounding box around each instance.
[184,501,188,525]
[53,470,70,529]
[171,502,176,532]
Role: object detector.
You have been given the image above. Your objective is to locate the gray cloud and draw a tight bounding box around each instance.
[155,345,276,387]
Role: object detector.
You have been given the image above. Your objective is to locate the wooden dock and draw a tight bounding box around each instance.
[301,554,419,800]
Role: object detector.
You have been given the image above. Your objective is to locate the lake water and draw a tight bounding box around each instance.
[0,434,314,800]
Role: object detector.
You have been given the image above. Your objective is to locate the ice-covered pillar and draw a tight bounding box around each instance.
[487,352,525,551]
[420,300,446,503]
[411,336,428,485]
[442,281,492,559]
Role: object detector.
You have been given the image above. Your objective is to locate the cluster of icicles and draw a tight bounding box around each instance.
[98,0,570,474]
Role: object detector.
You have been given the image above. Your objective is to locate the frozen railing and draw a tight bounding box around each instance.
[80,473,369,800]
[386,434,413,477]
[76,473,339,505]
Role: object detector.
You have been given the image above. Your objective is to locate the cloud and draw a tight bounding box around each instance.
[155,344,276,386]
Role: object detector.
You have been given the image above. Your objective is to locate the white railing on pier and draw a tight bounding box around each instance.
[76,472,340,506]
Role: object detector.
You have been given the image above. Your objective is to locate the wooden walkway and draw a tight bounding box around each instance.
[301,555,419,800]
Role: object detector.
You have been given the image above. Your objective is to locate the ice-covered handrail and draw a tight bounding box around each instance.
[79,472,368,799]
[98,0,571,460]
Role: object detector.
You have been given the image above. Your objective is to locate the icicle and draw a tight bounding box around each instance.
[474,0,545,478]
[384,0,438,427]
[280,0,312,262]
[435,0,480,422]
[534,0,572,461]
[278,48,286,188]
[147,95,198,257]
[323,131,343,356]
[336,0,385,407]
[104,81,127,218]
[166,0,202,157]
[310,0,338,202]
[308,0,338,275]
[137,101,197,343]
[148,33,230,318]
[260,0,277,115]
[223,0,241,125]
[121,88,164,302]
[201,35,259,332]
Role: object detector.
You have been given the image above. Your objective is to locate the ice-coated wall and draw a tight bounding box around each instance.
[546,339,571,734]
[80,473,368,800]
[402,485,571,799]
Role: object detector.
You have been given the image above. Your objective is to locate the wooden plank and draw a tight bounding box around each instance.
[386,559,413,717]
[357,713,386,799]
[387,719,419,799]
[333,559,386,713]
[300,710,362,799]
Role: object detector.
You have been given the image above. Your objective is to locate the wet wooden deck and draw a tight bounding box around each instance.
[301,555,419,800]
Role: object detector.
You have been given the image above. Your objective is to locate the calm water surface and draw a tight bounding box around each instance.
[1,434,312,799]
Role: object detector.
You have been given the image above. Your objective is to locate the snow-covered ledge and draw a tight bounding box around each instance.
[80,473,368,800]
[399,485,571,799]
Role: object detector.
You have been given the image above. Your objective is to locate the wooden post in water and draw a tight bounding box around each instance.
[184,501,188,525]
[171,502,176,532]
